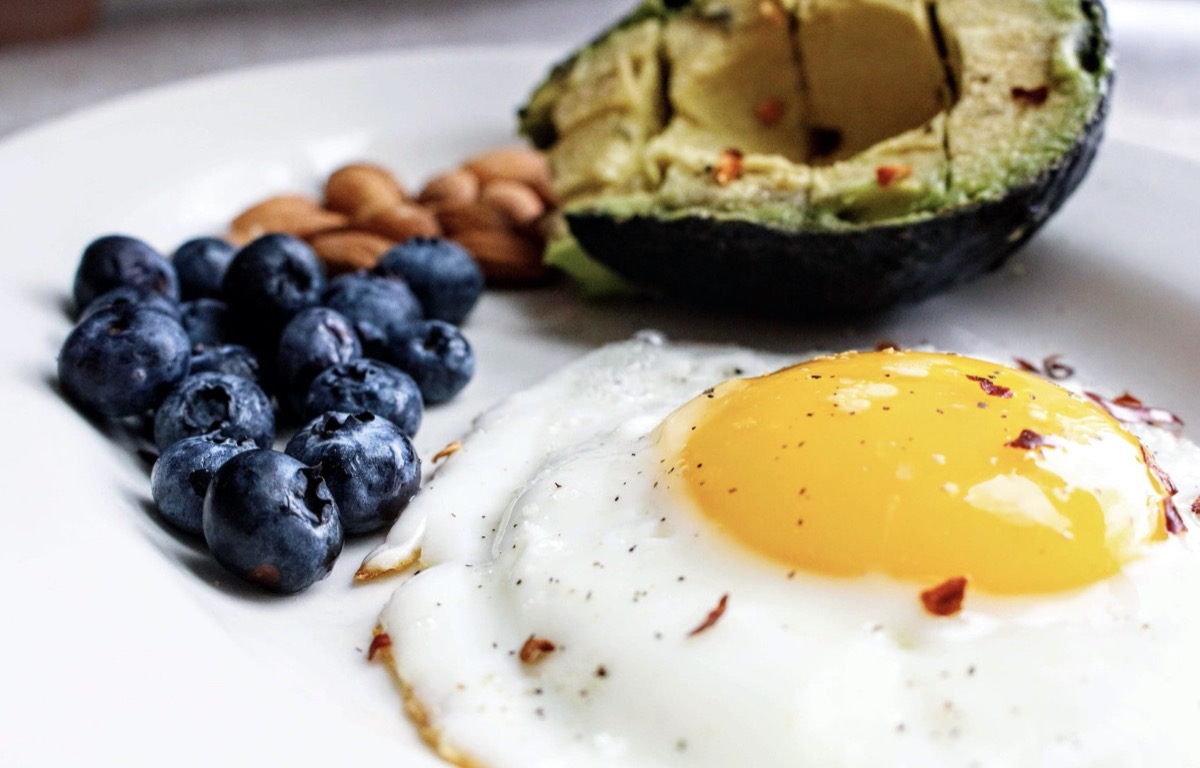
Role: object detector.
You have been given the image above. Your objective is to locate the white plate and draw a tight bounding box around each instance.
[3,46,1200,766]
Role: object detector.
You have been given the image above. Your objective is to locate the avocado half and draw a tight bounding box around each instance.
[519,0,1112,317]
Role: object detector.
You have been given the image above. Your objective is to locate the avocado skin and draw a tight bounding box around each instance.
[566,74,1109,319]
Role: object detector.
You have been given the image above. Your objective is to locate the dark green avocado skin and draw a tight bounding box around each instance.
[557,1,1112,319]
[568,94,1106,319]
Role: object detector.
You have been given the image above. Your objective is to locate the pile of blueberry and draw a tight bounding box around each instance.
[57,232,483,594]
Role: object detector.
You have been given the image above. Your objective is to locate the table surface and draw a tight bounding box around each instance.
[2,0,1198,162]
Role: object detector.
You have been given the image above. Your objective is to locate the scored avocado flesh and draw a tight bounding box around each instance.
[521,0,1108,231]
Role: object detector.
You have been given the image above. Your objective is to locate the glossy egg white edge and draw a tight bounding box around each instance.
[365,335,1200,768]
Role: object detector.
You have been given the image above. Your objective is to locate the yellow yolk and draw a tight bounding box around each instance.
[661,350,1171,594]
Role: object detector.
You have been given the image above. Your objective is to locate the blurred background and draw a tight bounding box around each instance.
[1,0,1197,163]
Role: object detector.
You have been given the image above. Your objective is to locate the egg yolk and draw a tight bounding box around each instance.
[661,350,1172,594]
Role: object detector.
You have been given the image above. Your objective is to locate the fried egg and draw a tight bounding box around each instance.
[362,336,1200,767]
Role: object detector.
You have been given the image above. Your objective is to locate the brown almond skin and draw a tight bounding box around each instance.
[480,180,546,227]
[437,202,510,238]
[356,202,442,242]
[453,229,549,285]
[228,195,348,244]
[324,164,406,217]
[417,169,481,209]
[310,230,395,275]
[464,148,556,206]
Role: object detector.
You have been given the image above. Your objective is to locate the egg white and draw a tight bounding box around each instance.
[365,336,1200,767]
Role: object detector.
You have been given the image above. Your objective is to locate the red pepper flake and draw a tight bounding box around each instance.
[1014,354,1073,380]
[1162,497,1185,534]
[713,149,744,186]
[754,98,785,126]
[1191,497,1200,519]
[920,577,967,617]
[1011,85,1050,106]
[1084,391,1184,429]
[1113,393,1145,408]
[1006,429,1049,450]
[1043,355,1074,380]
[519,635,556,664]
[1141,443,1186,534]
[875,164,912,188]
[966,374,1013,399]
[875,340,900,351]
[368,632,392,661]
[688,593,729,637]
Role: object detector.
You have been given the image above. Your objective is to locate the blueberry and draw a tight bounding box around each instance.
[321,271,422,355]
[378,320,474,404]
[222,234,325,352]
[286,412,420,535]
[150,433,257,535]
[58,306,191,417]
[376,237,483,325]
[304,359,422,436]
[275,307,361,415]
[202,450,343,594]
[153,371,274,451]
[73,235,180,313]
[179,298,232,349]
[173,237,236,300]
[189,344,261,385]
[78,285,180,323]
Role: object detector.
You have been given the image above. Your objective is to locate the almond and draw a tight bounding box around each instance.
[437,202,510,238]
[479,180,546,227]
[228,195,348,244]
[356,202,442,242]
[417,169,481,209]
[309,230,395,275]
[464,148,556,206]
[324,163,405,217]
[453,229,549,285]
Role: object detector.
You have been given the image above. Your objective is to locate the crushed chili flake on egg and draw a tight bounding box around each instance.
[1141,443,1187,534]
[1085,391,1184,429]
[368,632,392,661]
[1043,355,1074,380]
[1015,354,1074,380]
[966,375,1013,398]
[1006,429,1049,450]
[519,636,557,664]
[688,593,730,637]
[920,577,968,617]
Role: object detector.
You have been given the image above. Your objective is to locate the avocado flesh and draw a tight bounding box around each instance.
[938,0,1105,202]
[520,0,1110,315]
[537,18,665,202]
